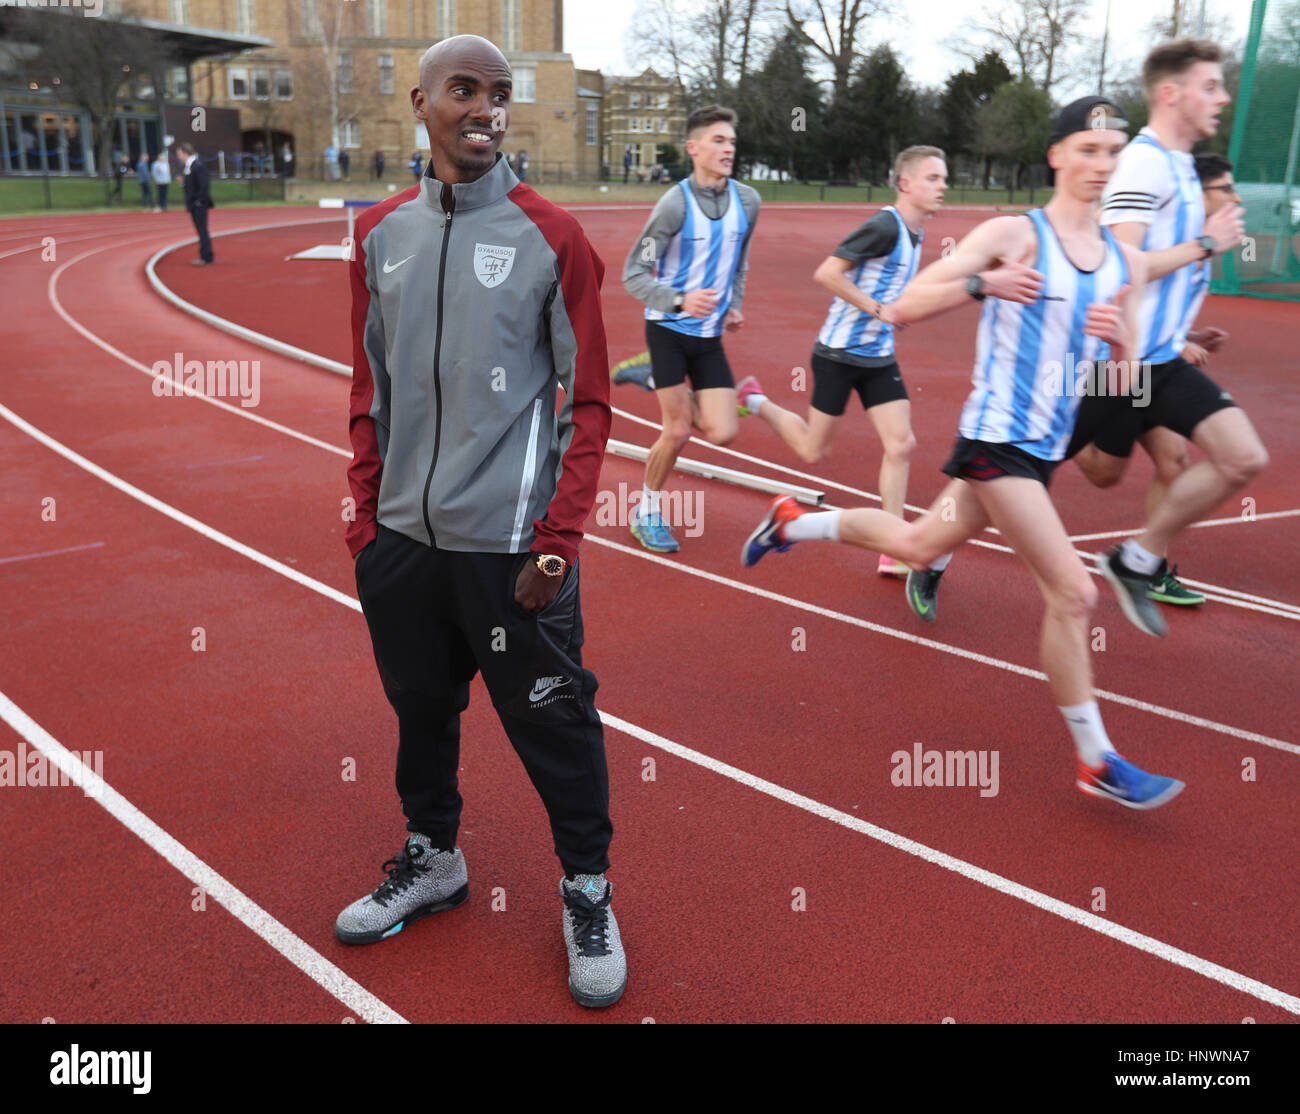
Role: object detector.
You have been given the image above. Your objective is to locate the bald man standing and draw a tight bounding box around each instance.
[337,36,626,1009]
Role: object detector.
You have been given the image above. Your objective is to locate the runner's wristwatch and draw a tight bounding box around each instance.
[672,291,685,312]
[1197,234,1216,259]
[965,274,986,301]
[535,554,566,577]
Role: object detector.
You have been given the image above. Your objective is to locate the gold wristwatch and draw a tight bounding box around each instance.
[535,553,566,577]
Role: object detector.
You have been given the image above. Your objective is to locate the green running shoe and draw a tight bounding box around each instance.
[1147,564,1205,606]
[906,568,943,623]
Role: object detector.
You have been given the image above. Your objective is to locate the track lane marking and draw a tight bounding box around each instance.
[3,398,1299,1019]
[0,690,408,1025]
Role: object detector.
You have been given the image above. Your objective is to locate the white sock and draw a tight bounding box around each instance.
[928,552,953,572]
[783,510,841,543]
[1060,700,1116,768]
[745,391,768,411]
[1119,538,1162,576]
[639,486,661,519]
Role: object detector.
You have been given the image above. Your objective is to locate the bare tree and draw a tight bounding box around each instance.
[950,0,1088,98]
[10,6,174,202]
[784,0,893,111]
[626,0,776,99]
[300,0,361,155]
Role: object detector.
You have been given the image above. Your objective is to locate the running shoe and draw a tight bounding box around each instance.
[742,494,803,566]
[877,555,910,578]
[560,874,627,1008]
[630,511,679,553]
[736,374,765,417]
[1147,563,1206,606]
[611,351,655,391]
[1076,753,1185,811]
[1096,548,1167,637]
[906,568,943,622]
[335,834,469,944]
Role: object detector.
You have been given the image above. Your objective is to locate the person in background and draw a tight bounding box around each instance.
[136,153,152,209]
[517,149,529,182]
[339,147,351,181]
[409,150,422,181]
[176,141,215,266]
[373,149,385,179]
[151,150,171,211]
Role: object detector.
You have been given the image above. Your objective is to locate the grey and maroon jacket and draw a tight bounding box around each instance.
[346,154,611,566]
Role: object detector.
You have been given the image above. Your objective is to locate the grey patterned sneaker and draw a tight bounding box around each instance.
[560,874,627,1008]
[335,834,468,944]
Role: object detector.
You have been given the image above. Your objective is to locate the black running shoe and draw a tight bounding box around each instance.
[1097,548,1167,637]
[906,568,943,623]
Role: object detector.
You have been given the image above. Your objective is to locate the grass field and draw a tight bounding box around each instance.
[3,172,1051,214]
[0,175,285,215]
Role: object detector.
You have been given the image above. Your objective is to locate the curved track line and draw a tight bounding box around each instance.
[585,535,1298,755]
[0,689,407,1025]
[46,231,349,458]
[3,396,1296,1017]
[137,242,1300,622]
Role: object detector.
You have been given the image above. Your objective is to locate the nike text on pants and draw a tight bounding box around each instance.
[355,525,612,874]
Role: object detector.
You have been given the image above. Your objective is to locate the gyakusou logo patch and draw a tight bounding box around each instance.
[473,243,515,288]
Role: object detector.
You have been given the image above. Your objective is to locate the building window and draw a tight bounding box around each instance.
[341,120,361,149]
[234,0,255,34]
[378,54,394,95]
[585,104,597,145]
[170,66,190,100]
[169,0,188,22]
[251,68,271,100]
[660,93,669,109]
[513,65,535,103]
[501,0,521,52]
[658,118,667,133]
[275,70,293,100]
[228,67,248,99]
[338,52,353,94]
[437,0,456,37]
[630,93,640,108]
[630,118,639,133]
[367,0,386,37]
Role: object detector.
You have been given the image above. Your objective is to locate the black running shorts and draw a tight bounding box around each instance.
[810,352,908,417]
[942,437,1059,486]
[645,320,734,391]
[1065,355,1238,460]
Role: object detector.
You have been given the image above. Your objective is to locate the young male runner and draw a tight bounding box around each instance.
[1071,151,1241,609]
[1069,41,1266,636]
[733,146,947,577]
[741,97,1184,810]
[620,105,761,553]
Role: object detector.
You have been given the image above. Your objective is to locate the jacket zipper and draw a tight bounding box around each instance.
[420,205,453,545]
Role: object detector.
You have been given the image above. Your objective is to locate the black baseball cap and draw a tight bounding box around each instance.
[1049,96,1129,145]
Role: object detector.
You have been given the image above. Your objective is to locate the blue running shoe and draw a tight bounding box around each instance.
[611,352,656,391]
[741,494,802,567]
[630,512,679,553]
[1076,753,1185,811]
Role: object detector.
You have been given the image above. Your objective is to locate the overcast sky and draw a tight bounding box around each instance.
[564,0,1254,101]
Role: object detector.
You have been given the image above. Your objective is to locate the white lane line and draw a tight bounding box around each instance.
[0,228,132,261]
[0,690,407,1025]
[45,231,349,459]
[585,535,1299,755]
[135,234,1300,620]
[1069,508,1300,542]
[602,711,1300,1017]
[0,402,357,610]
[0,541,105,565]
[5,400,1298,1018]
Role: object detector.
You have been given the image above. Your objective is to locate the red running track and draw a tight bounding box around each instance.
[0,203,1297,1024]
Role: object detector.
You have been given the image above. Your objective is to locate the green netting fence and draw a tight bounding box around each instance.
[1216,0,1300,299]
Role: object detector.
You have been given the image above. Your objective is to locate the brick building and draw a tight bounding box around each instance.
[602,68,686,180]
[131,0,582,180]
